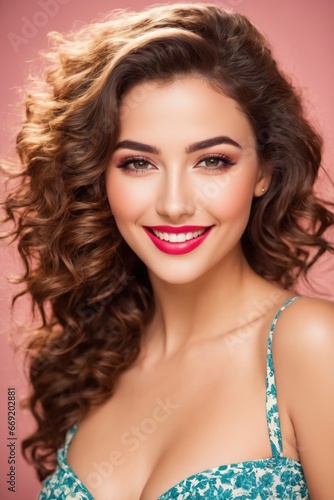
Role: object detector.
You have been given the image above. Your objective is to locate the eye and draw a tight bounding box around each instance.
[196,154,236,171]
[130,159,151,170]
[115,156,155,173]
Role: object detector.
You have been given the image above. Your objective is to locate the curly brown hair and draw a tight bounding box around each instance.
[1,2,333,481]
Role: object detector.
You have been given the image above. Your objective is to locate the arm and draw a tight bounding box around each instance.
[275,297,334,499]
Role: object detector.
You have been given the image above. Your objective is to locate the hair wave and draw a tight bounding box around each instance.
[1,2,333,480]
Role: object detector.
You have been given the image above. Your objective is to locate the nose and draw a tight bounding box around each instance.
[155,168,196,221]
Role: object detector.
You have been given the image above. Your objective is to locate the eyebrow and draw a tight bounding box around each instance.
[187,136,242,153]
[114,136,242,155]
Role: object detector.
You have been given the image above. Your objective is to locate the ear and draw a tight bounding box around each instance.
[253,165,272,197]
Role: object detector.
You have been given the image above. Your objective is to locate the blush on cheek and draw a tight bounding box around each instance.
[106,181,149,223]
[210,171,255,218]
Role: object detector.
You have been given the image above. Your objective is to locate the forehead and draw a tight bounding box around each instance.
[118,77,256,149]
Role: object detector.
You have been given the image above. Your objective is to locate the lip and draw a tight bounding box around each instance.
[143,225,213,255]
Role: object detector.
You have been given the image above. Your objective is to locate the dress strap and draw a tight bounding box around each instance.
[57,424,79,468]
[63,424,78,456]
[266,296,300,457]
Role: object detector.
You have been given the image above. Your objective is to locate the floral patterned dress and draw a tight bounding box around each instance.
[38,296,309,499]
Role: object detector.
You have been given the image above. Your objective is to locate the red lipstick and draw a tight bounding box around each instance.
[144,225,212,255]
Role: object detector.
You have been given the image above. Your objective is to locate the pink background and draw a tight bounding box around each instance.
[0,0,333,498]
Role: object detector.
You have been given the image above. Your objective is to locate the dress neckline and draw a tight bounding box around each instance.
[61,428,304,500]
[157,456,304,499]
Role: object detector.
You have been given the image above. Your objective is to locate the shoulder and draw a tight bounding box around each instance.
[272,296,334,495]
[272,295,334,388]
[272,295,334,358]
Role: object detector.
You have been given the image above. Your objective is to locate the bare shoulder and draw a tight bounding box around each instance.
[273,295,334,355]
[272,295,334,386]
[273,296,334,496]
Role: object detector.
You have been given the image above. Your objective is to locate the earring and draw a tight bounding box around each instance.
[261,187,266,193]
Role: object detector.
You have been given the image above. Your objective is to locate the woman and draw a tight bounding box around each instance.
[2,3,334,499]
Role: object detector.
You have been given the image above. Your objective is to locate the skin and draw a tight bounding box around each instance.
[106,76,271,357]
[66,77,334,499]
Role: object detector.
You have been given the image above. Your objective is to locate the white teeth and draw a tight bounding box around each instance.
[151,228,206,242]
[177,234,187,242]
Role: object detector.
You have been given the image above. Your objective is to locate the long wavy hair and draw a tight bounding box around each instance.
[1,2,333,481]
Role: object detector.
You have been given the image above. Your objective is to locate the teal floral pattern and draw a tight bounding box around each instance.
[38,424,93,500]
[38,297,309,499]
[158,458,308,499]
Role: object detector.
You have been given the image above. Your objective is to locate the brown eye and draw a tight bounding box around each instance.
[197,155,235,170]
[115,156,155,173]
[133,160,150,169]
[204,157,221,167]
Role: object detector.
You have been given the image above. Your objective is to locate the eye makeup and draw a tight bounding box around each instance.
[114,152,236,175]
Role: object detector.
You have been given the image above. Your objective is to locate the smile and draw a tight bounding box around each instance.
[151,228,206,242]
[144,225,212,255]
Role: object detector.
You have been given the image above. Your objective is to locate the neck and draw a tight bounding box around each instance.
[139,247,272,363]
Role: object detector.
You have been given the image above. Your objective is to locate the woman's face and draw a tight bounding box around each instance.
[106,77,268,285]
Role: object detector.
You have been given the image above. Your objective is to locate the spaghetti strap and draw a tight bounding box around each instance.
[266,296,301,457]
[63,424,78,457]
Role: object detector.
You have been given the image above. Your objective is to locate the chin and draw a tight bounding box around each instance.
[147,261,216,287]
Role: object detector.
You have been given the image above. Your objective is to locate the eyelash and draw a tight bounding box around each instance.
[115,156,153,174]
[197,153,236,171]
[115,153,236,174]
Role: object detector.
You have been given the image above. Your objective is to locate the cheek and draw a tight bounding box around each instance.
[206,168,256,222]
[105,173,152,222]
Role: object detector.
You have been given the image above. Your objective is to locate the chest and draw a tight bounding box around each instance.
[67,341,280,500]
